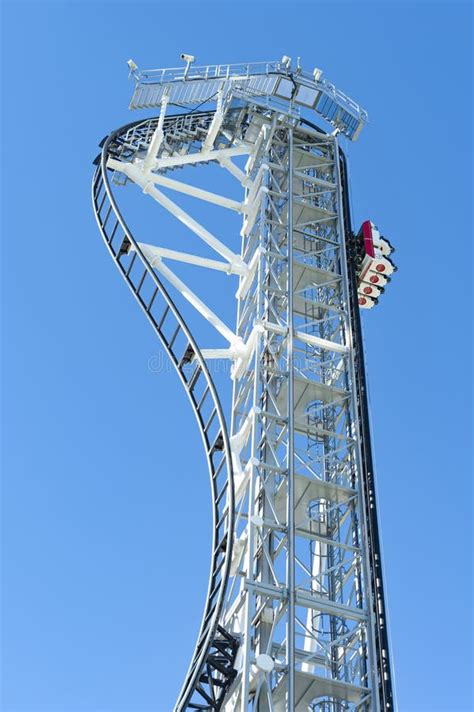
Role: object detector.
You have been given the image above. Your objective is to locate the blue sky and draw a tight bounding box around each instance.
[1,1,472,711]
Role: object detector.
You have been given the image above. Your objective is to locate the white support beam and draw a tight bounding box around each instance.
[234,457,258,505]
[231,406,261,454]
[244,129,265,175]
[200,348,234,359]
[230,529,248,576]
[142,180,246,271]
[294,330,349,355]
[241,186,268,238]
[153,145,249,170]
[108,159,247,273]
[244,162,269,208]
[219,156,250,186]
[245,119,276,175]
[137,242,246,276]
[236,247,261,299]
[249,319,349,355]
[143,92,169,172]
[137,245,241,348]
[203,84,225,151]
[147,173,244,212]
[231,324,264,380]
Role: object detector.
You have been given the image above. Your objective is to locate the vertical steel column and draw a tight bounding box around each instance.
[286,126,295,711]
[226,119,380,711]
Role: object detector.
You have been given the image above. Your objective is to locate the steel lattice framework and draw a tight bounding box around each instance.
[92,58,394,712]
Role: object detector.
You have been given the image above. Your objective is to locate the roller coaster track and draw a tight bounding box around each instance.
[92,113,239,711]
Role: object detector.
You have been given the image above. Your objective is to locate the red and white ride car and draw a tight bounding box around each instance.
[355,221,396,309]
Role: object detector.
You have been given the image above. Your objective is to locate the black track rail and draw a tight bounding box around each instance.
[92,115,238,711]
[340,151,395,711]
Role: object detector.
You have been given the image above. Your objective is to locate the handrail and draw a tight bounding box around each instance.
[91,115,238,711]
[131,60,368,126]
[136,60,281,83]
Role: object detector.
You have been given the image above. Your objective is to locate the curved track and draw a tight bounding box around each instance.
[92,115,238,711]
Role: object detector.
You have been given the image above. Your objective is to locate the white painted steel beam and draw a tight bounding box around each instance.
[143,92,169,171]
[145,172,244,212]
[203,86,225,151]
[153,145,249,170]
[137,244,240,348]
[137,242,245,275]
[108,158,246,272]
[219,156,249,185]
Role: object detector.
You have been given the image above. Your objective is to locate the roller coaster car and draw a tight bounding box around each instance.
[355,220,396,309]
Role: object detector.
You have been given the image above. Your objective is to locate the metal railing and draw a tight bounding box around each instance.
[135,60,282,84]
[130,59,368,127]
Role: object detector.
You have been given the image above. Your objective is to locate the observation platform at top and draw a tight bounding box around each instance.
[127,58,368,141]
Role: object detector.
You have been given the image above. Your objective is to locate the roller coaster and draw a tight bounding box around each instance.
[92,58,395,712]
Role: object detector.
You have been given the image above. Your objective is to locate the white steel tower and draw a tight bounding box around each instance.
[92,57,395,712]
